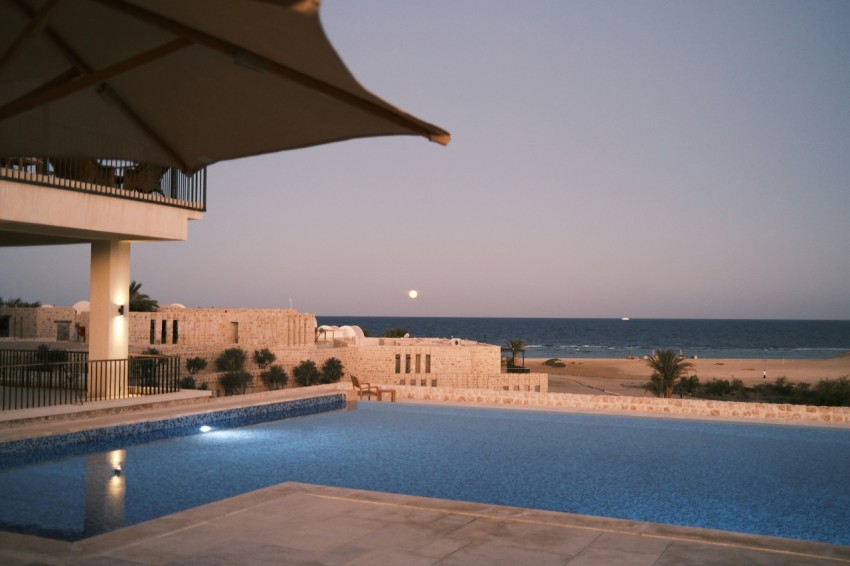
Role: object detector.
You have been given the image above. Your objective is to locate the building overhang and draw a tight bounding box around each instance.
[0,180,203,246]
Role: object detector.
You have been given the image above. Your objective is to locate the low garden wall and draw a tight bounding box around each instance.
[387,386,850,425]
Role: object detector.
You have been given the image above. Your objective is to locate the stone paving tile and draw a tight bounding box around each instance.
[412,536,472,561]
[71,556,146,566]
[446,515,601,557]
[435,539,568,566]
[566,543,662,565]
[344,549,436,566]
[564,532,670,566]
[2,483,849,566]
[656,541,790,566]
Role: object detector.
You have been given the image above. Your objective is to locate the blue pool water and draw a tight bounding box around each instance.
[2,403,849,544]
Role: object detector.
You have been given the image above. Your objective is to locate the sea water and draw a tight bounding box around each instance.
[318,317,850,359]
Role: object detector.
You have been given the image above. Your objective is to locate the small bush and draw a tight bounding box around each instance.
[811,376,850,406]
[253,348,276,370]
[675,374,700,397]
[186,357,207,375]
[320,357,344,383]
[261,365,288,390]
[133,348,164,387]
[179,376,197,389]
[35,344,68,368]
[293,360,321,387]
[218,370,252,395]
[543,358,566,368]
[383,327,409,338]
[215,348,247,372]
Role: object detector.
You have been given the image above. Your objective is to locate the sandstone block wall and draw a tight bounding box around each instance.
[139,341,520,397]
[391,387,850,425]
[0,306,82,341]
[130,308,316,348]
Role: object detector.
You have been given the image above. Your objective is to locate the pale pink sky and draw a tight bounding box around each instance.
[2,1,849,319]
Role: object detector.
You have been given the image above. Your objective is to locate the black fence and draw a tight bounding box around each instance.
[0,156,206,211]
[0,355,181,411]
[0,349,88,367]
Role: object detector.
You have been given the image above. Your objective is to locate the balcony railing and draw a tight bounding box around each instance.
[0,156,205,211]
[0,354,182,411]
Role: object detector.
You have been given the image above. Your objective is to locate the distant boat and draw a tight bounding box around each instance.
[621,317,630,321]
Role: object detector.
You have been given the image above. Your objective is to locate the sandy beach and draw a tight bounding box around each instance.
[528,354,850,396]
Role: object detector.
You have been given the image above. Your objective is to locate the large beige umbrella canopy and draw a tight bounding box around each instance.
[0,0,449,173]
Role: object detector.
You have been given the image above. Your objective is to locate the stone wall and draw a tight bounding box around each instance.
[4,306,521,397]
[130,307,316,348]
[391,387,850,425]
[141,341,532,397]
[0,306,82,341]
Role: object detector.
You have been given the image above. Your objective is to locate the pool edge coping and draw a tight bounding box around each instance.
[2,482,848,563]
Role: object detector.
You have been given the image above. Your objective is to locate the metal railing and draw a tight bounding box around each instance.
[0,349,88,367]
[0,156,206,211]
[0,355,181,411]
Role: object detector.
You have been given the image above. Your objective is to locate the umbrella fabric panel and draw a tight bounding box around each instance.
[0,0,448,173]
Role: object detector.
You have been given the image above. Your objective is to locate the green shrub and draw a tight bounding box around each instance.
[215,348,247,372]
[383,327,409,338]
[261,365,288,390]
[293,360,321,387]
[253,348,276,370]
[543,358,566,368]
[132,348,164,387]
[179,376,197,389]
[811,376,850,407]
[35,344,68,368]
[702,378,733,398]
[186,357,207,375]
[320,357,344,384]
[675,374,700,397]
[218,371,252,395]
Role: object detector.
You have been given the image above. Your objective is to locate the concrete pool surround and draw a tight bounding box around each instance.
[1,387,849,565]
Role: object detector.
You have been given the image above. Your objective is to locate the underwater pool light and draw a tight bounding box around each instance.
[199,425,212,433]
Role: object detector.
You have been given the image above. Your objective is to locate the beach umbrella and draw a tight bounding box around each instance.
[0,0,449,173]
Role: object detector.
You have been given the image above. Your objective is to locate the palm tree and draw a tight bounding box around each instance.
[129,280,159,312]
[2,296,41,307]
[506,338,528,368]
[645,349,693,398]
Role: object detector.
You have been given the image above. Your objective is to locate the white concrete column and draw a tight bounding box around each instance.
[89,240,131,361]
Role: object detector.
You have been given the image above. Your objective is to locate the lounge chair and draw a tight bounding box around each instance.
[350,374,395,401]
[350,374,380,400]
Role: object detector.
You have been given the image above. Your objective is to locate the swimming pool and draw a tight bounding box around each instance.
[1,402,849,544]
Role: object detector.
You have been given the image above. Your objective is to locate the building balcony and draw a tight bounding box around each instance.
[0,156,205,212]
[0,156,205,246]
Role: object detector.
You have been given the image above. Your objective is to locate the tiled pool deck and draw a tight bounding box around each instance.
[2,388,850,565]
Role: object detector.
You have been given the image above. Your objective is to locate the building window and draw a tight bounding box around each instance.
[149,320,156,344]
[405,354,411,374]
[161,320,167,344]
[415,354,421,373]
[172,320,179,344]
[395,354,401,373]
[425,354,431,373]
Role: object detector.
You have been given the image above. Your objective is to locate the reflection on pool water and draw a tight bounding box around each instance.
[1,403,849,543]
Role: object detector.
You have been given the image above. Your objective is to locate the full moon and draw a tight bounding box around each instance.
[408,290,418,299]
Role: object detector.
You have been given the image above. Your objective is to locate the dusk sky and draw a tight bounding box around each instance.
[2,1,849,319]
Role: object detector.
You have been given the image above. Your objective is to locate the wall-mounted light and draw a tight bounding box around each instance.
[117,305,125,316]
